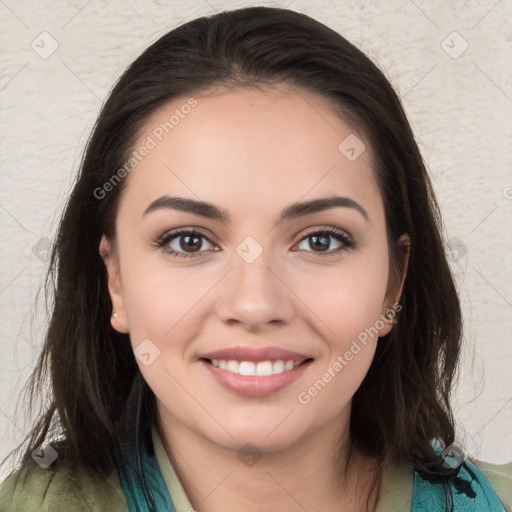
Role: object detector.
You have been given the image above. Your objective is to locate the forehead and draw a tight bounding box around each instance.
[119,85,382,223]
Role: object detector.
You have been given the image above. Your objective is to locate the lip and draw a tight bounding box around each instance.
[200,348,314,397]
[201,346,311,363]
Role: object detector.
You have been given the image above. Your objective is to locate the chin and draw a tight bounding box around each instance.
[202,417,308,455]
[213,432,299,455]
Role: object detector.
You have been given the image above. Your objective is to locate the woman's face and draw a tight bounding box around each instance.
[101,85,406,453]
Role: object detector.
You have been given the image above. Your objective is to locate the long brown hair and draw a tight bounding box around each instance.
[2,6,462,511]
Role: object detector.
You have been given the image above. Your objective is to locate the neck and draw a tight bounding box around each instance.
[156,406,381,512]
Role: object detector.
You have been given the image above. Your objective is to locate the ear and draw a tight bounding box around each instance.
[99,235,129,333]
[378,233,410,337]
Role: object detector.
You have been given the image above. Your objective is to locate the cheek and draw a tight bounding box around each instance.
[295,246,390,344]
[118,236,215,343]
[293,248,389,406]
[119,257,210,403]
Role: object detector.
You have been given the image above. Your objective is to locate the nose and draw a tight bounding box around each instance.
[215,250,296,331]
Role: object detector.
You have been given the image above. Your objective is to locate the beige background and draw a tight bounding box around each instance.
[1,0,511,480]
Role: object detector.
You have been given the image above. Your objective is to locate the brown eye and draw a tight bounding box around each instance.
[177,234,203,253]
[305,234,335,252]
[157,230,216,259]
[296,228,354,256]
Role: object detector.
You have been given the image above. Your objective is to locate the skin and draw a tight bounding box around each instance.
[100,85,409,512]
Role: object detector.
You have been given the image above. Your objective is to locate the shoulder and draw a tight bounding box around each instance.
[0,460,128,512]
[473,458,512,511]
[413,457,512,512]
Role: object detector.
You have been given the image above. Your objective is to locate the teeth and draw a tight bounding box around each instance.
[239,361,255,375]
[227,360,239,373]
[256,361,273,376]
[273,360,285,374]
[209,359,302,376]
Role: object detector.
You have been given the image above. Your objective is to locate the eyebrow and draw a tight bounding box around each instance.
[142,195,370,224]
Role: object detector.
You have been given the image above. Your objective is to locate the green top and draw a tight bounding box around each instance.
[1,426,511,511]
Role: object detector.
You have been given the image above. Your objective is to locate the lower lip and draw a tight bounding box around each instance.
[201,359,313,397]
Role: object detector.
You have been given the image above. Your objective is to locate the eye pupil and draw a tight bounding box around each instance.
[310,235,330,251]
[181,235,202,252]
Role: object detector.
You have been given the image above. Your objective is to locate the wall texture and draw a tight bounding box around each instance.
[1,0,511,480]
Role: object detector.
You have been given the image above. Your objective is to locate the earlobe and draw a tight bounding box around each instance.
[99,235,129,334]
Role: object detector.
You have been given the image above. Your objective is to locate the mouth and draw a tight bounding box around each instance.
[199,356,314,396]
[200,357,312,376]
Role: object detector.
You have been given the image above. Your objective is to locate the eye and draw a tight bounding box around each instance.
[155,226,355,260]
[295,227,355,256]
[155,229,217,259]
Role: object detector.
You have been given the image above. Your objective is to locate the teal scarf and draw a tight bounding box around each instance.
[116,440,176,512]
[114,378,505,512]
[411,445,506,511]
[113,375,176,512]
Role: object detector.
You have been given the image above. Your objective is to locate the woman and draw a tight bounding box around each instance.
[0,6,510,512]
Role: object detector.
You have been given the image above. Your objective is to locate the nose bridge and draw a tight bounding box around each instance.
[215,240,295,328]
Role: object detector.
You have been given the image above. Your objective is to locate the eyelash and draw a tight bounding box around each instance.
[154,227,355,259]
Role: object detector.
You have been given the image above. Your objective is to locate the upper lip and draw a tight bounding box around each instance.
[201,346,313,363]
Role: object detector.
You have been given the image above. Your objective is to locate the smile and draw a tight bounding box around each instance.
[200,357,313,397]
[207,359,304,376]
